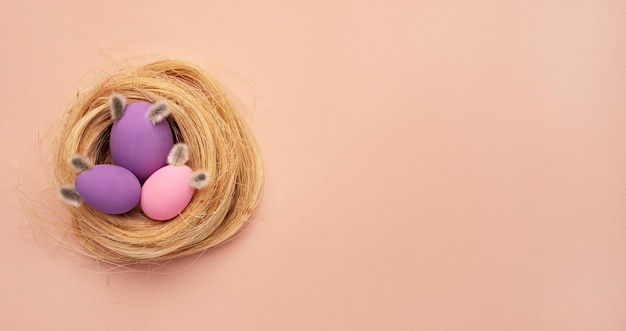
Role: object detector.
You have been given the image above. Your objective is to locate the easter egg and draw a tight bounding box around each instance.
[110,101,174,181]
[140,165,195,221]
[75,164,141,214]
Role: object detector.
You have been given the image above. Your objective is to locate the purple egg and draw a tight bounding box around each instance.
[76,164,141,214]
[110,101,174,181]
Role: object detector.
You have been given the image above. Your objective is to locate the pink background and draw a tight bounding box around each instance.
[1,0,625,330]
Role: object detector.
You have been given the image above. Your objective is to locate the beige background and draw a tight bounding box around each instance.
[1,0,625,330]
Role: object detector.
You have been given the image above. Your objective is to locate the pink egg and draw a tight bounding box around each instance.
[141,165,195,221]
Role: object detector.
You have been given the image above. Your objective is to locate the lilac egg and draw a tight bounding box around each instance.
[75,164,141,214]
[110,101,174,181]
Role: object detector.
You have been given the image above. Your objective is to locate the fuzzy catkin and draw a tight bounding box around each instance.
[54,59,263,265]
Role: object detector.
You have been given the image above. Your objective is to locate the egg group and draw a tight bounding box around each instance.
[59,95,209,221]
[75,164,141,214]
[141,165,196,221]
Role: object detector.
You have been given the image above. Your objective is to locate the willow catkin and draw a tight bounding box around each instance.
[53,59,263,265]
